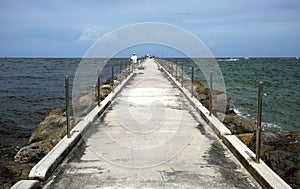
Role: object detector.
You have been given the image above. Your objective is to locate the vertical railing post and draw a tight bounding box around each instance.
[175,64,178,80]
[191,63,194,97]
[65,75,70,138]
[97,70,101,106]
[256,82,263,163]
[181,63,184,87]
[128,61,131,73]
[209,71,213,116]
[119,63,122,82]
[120,63,122,74]
[111,64,114,92]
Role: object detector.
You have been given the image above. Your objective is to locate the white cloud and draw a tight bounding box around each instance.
[76,28,102,42]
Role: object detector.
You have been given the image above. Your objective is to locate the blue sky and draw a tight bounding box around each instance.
[0,0,299,57]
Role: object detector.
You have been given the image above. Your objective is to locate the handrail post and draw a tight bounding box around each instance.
[191,63,194,97]
[120,63,122,74]
[119,63,122,82]
[209,71,213,116]
[175,64,178,80]
[256,82,263,163]
[112,64,114,92]
[181,63,184,87]
[97,70,101,106]
[65,75,70,138]
[128,62,130,73]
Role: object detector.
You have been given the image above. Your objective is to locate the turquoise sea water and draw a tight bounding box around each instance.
[0,57,299,151]
[218,58,299,132]
[167,57,299,132]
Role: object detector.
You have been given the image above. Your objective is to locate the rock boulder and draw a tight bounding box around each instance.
[14,108,75,163]
[221,111,256,134]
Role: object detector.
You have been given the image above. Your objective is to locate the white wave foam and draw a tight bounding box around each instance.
[232,107,252,118]
[233,107,283,131]
[217,58,239,62]
[262,122,282,131]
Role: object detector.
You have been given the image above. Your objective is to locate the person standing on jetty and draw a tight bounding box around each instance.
[130,53,138,69]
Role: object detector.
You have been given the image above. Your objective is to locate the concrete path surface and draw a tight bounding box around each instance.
[42,59,260,188]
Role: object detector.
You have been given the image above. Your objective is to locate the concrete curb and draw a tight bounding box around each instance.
[11,72,135,188]
[29,71,135,181]
[223,135,292,189]
[11,180,39,189]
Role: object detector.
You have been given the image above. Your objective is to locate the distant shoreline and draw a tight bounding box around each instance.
[1,56,299,59]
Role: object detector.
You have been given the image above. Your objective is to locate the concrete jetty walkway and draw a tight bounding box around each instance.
[42,59,260,188]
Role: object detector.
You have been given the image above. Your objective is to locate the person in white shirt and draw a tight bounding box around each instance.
[130,53,137,64]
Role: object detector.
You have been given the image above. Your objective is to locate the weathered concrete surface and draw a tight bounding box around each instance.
[42,59,260,188]
[157,61,232,138]
[25,71,135,182]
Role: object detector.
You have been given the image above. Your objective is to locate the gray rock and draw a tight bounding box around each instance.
[14,141,53,163]
[221,112,256,134]
[100,84,112,91]
[29,109,66,144]
[14,108,75,163]
[0,159,34,188]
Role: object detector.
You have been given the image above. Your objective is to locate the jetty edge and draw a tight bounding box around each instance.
[29,70,135,179]
[12,58,292,189]
[157,58,299,189]
[157,59,300,188]
[11,66,135,189]
[156,59,291,189]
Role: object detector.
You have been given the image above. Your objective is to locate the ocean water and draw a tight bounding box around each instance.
[167,57,300,132]
[0,58,299,150]
[218,58,300,132]
[0,58,125,150]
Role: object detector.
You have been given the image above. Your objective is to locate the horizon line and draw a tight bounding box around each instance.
[1,56,299,59]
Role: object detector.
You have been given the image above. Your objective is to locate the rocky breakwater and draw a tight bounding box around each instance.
[190,78,299,188]
[249,132,300,189]
[14,108,76,163]
[193,80,299,188]
[157,59,299,188]
[2,72,128,188]
[0,108,75,188]
[74,67,131,118]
